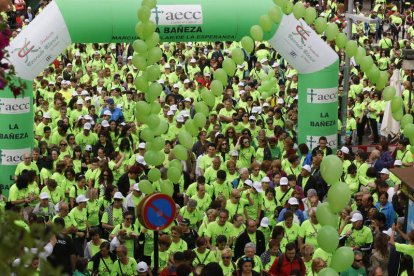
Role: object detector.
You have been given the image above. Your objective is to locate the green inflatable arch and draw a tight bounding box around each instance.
[1,0,338,195]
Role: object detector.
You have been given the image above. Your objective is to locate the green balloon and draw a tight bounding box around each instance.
[142,0,156,9]
[376,71,388,90]
[345,40,358,57]
[328,182,351,213]
[316,202,338,227]
[274,0,286,6]
[146,65,161,82]
[268,5,283,23]
[320,155,343,185]
[134,75,149,92]
[154,152,165,166]
[141,21,156,39]
[411,145,414,154]
[360,56,374,72]
[383,86,396,101]
[326,23,340,39]
[167,167,181,183]
[148,168,161,182]
[367,66,380,84]
[140,127,154,142]
[145,33,160,49]
[202,90,216,107]
[318,268,338,276]
[169,159,183,173]
[160,180,174,196]
[214,68,228,86]
[331,247,354,272]
[147,47,162,65]
[193,113,207,128]
[138,180,154,195]
[177,130,193,150]
[241,36,255,53]
[173,144,188,161]
[314,17,327,34]
[150,101,161,114]
[132,53,147,70]
[260,14,273,32]
[135,101,151,117]
[222,59,236,77]
[404,123,414,140]
[144,150,158,166]
[317,225,339,253]
[133,39,148,54]
[335,33,347,49]
[392,108,404,121]
[137,6,151,22]
[151,120,168,136]
[293,2,305,19]
[250,25,264,41]
[391,96,403,113]
[354,47,366,65]
[185,119,199,136]
[283,1,294,14]
[401,114,414,129]
[304,7,317,25]
[146,114,160,129]
[231,48,245,65]
[152,136,165,151]
[210,79,224,96]
[146,82,162,102]
[194,102,210,117]
[135,22,145,38]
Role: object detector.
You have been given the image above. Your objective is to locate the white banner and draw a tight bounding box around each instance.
[150,5,203,26]
[0,97,31,115]
[0,148,31,165]
[269,15,338,74]
[306,134,337,151]
[306,87,338,104]
[7,1,71,80]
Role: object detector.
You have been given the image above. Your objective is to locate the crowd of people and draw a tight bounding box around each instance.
[2,0,414,275]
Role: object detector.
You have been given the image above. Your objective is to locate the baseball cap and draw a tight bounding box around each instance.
[76,99,83,105]
[239,90,246,95]
[260,217,269,228]
[111,44,116,49]
[133,183,140,191]
[253,181,263,193]
[382,228,393,238]
[190,58,196,63]
[302,165,311,173]
[340,146,350,154]
[288,197,299,205]
[277,98,284,104]
[127,56,133,60]
[170,104,178,111]
[184,79,191,84]
[188,42,193,47]
[263,103,270,107]
[84,123,92,130]
[136,155,147,166]
[394,160,402,166]
[231,150,239,157]
[103,110,112,116]
[81,90,89,96]
[248,116,256,121]
[176,115,184,123]
[43,113,51,119]
[180,218,190,225]
[107,98,114,104]
[350,212,363,222]
[380,168,390,175]
[39,192,50,200]
[85,96,91,101]
[138,142,146,149]
[272,62,280,68]
[238,82,245,86]
[280,177,288,186]
[76,195,89,204]
[184,97,191,102]
[85,145,93,152]
[164,64,171,69]
[114,192,124,200]
[137,262,149,273]
[167,110,174,116]
[158,79,165,84]
[173,84,180,89]
[101,120,110,128]
[237,64,245,69]
[260,58,268,64]
[244,179,253,187]
[261,176,270,183]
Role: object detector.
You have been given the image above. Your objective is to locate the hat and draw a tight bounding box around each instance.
[253,181,263,193]
[248,116,256,121]
[244,179,253,187]
[81,90,89,96]
[101,120,110,128]
[39,192,50,200]
[136,155,147,166]
[111,44,116,49]
[43,113,51,119]
[138,142,146,149]
[382,228,393,238]
[261,176,270,183]
[288,197,299,205]
[272,62,280,68]
[184,97,191,102]
[350,212,363,222]
[85,96,91,101]
[158,79,165,84]
[188,42,193,47]
[133,183,140,191]
[190,58,196,63]
[260,58,268,64]
[72,91,79,97]
[263,103,270,107]
[204,72,211,77]
[113,192,124,200]
[137,261,149,273]
[127,56,133,60]
[184,79,190,84]
[380,168,390,175]
[170,104,178,111]
[164,64,171,69]
[76,195,89,204]
[239,90,246,95]
[107,98,114,104]
[84,123,92,130]
[251,106,261,114]
[78,115,85,121]
[103,110,112,116]
[167,110,174,116]
[340,146,350,154]
[181,110,190,117]
[85,145,93,151]
[394,160,403,166]
[238,82,245,86]
[173,84,180,89]
[302,165,311,173]
[237,64,245,69]
[231,150,239,157]
[180,218,190,225]
[280,177,288,186]
[76,99,83,105]
[176,115,185,123]
[260,217,269,228]
[277,98,284,104]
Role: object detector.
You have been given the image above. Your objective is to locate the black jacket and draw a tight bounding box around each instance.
[117,173,139,197]
[234,230,266,260]
[311,146,333,156]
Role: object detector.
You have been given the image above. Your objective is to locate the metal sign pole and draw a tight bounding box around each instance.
[154,230,159,276]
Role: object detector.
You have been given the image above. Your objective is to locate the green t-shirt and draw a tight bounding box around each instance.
[169,239,188,255]
[111,258,138,276]
[111,223,139,258]
[277,221,301,251]
[313,247,332,266]
[226,198,249,219]
[87,256,113,276]
[396,243,414,266]
[151,249,169,270]
[193,249,217,266]
[101,206,123,226]
[179,206,203,228]
[69,206,88,231]
[205,221,233,245]
[299,220,321,249]
[341,224,373,248]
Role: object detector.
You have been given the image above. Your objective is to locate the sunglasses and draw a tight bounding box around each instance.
[60,144,67,146]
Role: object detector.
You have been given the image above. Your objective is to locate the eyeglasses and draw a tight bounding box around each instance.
[222,256,231,259]
[60,143,67,146]
[355,259,363,262]
[241,257,253,261]
[222,143,227,145]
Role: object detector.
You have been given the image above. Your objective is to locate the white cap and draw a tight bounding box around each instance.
[190,58,196,63]
[67,63,72,67]
[85,96,91,101]
[380,168,390,175]
[382,228,393,238]
[84,123,92,130]
[103,110,112,116]
[350,212,363,222]
[287,73,294,78]
[138,142,146,149]
[184,97,191,102]
[238,82,245,86]
[394,160,403,166]
[280,177,288,185]
[204,72,211,77]
[76,195,89,203]
[260,58,268,64]
[231,150,239,156]
[39,192,50,200]
[111,44,116,49]
[43,112,51,119]
[85,145,93,151]
[173,84,180,89]
[260,217,269,228]
[158,79,165,84]
[76,99,83,105]
[127,56,133,60]
[133,183,140,191]
[288,197,299,205]
[164,64,171,69]
[184,79,190,84]
[113,192,124,200]
[253,181,263,193]
[170,104,178,111]
[136,155,147,166]
[239,90,246,95]
[81,90,89,96]
[340,146,350,154]
[180,110,190,117]
[24,19,29,23]
[272,62,280,68]
[244,179,253,187]
[176,115,185,123]
[261,176,270,183]
[137,261,149,273]
[75,52,81,57]
[277,98,284,104]
[167,110,174,116]
[248,115,256,121]
[302,165,311,173]
[48,82,55,85]
[251,106,260,114]
[72,91,79,97]
[101,120,110,128]
[237,64,245,69]
[188,42,193,47]
[263,103,270,107]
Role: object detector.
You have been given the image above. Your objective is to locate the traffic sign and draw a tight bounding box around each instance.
[137,193,176,231]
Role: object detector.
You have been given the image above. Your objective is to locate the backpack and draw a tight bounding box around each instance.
[275,254,305,275]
